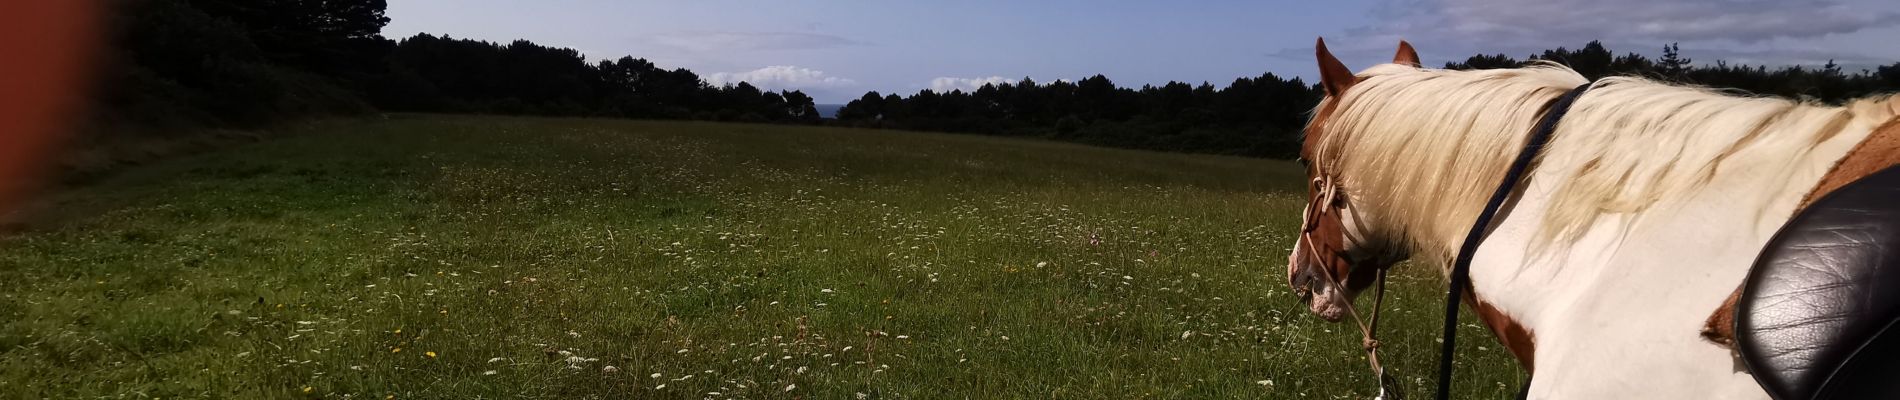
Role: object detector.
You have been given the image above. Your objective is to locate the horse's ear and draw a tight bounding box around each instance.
[1394,40,1420,67]
[1316,37,1355,97]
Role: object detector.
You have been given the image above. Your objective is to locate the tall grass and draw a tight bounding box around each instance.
[0,115,1522,398]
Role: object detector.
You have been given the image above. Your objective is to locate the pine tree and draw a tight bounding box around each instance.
[1659,43,1692,80]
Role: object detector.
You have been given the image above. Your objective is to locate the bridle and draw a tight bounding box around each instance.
[1297,151,1405,399]
[1299,81,1594,400]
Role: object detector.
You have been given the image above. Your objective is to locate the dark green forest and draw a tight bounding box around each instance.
[94,0,1900,159]
[93,0,819,137]
[836,42,1900,158]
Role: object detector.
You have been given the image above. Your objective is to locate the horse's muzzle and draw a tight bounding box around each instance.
[1287,239,1349,322]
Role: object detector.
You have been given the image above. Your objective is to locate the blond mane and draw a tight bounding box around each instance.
[1314,62,1900,264]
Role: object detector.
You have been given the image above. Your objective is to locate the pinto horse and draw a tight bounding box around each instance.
[1285,38,1900,399]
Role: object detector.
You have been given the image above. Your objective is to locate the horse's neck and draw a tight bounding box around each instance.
[1448,104,1888,397]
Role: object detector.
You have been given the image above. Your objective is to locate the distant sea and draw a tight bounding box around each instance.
[815,104,844,119]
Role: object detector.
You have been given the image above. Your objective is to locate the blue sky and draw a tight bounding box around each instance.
[386,0,1900,103]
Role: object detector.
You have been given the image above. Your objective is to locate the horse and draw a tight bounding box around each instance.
[1284,38,1900,399]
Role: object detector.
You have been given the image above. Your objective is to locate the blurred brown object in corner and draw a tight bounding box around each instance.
[0,1,98,216]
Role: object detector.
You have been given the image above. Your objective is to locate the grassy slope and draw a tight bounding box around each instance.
[0,115,1522,399]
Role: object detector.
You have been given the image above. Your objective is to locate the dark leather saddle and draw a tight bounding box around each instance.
[1738,165,1900,400]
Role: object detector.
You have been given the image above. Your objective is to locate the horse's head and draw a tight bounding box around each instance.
[1285,38,1418,322]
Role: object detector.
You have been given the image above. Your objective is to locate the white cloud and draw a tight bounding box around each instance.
[928,76,1018,92]
[706,66,857,91]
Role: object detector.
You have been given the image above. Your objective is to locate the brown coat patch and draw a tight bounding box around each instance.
[1701,116,1900,347]
[1471,292,1537,371]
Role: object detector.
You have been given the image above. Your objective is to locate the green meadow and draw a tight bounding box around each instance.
[0,115,1522,399]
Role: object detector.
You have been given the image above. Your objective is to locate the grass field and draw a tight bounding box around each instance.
[0,115,1523,399]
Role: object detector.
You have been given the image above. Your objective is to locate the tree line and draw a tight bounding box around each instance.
[839,41,1900,158]
[91,0,1899,160]
[90,0,819,139]
[837,74,1320,158]
[371,34,820,122]
[1448,41,1900,102]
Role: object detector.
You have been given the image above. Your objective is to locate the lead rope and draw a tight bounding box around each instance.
[1435,82,1592,400]
[1301,232,1399,399]
[1370,268,1402,400]
[1301,176,1402,399]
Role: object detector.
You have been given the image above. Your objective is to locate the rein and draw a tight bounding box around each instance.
[1434,82,1593,400]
